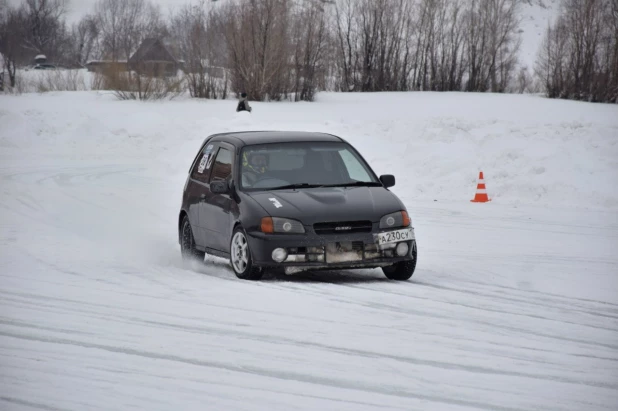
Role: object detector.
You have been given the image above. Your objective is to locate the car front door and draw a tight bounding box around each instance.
[187,142,218,248]
[202,143,235,252]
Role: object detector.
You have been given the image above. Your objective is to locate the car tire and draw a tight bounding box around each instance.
[382,242,417,281]
[230,227,263,280]
[180,215,205,264]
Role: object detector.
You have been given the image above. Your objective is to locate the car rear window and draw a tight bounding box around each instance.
[191,143,217,182]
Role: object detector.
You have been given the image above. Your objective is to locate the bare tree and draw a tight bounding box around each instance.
[535,0,616,103]
[94,0,165,61]
[485,0,521,92]
[290,0,329,100]
[169,1,227,99]
[20,0,69,63]
[0,1,23,88]
[535,19,570,98]
[367,0,408,91]
[222,0,290,101]
[417,0,467,91]
[0,0,70,77]
[433,0,467,91]
[333,0,415,92]
[607,0,618,101]
[516,65,532,93]
[68,14,99,67]
[415,0,440,91]
[333,0,359,91]
[330,0,521,93]
[463,0,521,92]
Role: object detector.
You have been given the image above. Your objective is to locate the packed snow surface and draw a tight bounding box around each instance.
[0,90,617,411]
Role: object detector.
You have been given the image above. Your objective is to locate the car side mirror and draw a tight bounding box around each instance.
[380,175,396,188]
[211,180,230,194]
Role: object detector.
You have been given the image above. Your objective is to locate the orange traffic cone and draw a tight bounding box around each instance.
[470,171,491,203]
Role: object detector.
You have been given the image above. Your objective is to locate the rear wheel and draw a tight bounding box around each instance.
[180,216,205,264]
[230,227,263,280]
[382,242,417,281]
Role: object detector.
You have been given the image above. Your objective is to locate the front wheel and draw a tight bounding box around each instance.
[382,242,417,281]
[230,227,263,280]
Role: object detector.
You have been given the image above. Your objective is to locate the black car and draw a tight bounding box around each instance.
[178,131,417,281]
[33,63,57,70]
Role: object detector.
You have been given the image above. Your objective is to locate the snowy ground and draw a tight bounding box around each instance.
[1,91,617,410]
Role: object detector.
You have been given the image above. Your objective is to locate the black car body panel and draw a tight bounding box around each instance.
[179,131,416,276]
[247,186,406,225]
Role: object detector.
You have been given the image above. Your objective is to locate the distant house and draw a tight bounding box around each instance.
[85,38,181,77]
[86,60,128,73]
[183,59,229,78]
[128,38,181,77]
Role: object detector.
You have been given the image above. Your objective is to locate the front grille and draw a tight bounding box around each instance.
[351,241,364,251]
[282,242,400,264]
[313,220,373,235]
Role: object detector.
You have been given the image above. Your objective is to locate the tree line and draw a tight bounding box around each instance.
[535,0,617,103]
[1,0,616,103]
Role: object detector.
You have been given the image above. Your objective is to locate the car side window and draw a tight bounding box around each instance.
[210,147,233,182]
[190,143,218,183]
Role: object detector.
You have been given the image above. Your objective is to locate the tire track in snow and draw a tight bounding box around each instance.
[344,296,618,352]
[308,266,618,323]
[1,345,412,411]
[265,268,618,336]
[0,165,145,186]
[0,330,573,411]
[3,267,617,359]
[1,291,616,391]
[0,397,69,411]
[456,277,618,311]
[351,279,618,329]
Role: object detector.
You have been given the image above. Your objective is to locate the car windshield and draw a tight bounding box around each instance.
[239,141,380,191]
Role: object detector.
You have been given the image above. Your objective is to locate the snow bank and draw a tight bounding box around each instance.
[1,90,616,210]
[11,68,97,93]
[1,89,617,411]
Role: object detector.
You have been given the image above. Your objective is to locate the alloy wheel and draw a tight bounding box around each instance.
[231,231,248,273]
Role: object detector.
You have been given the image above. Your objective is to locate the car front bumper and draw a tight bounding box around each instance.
[247,228,416,272]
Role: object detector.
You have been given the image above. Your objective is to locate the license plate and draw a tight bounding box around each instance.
[375,228,414,245]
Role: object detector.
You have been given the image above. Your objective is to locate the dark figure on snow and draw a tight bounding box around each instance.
[236,92,252,113]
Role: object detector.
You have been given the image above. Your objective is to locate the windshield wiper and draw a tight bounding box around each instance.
[320,181,383,188]
[269,181,382,190]
[269,183,325,190]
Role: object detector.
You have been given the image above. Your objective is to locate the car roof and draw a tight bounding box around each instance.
[209,131,344,146]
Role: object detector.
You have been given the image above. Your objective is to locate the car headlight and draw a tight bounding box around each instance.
[261,217,305,234]
[379,211,411,229]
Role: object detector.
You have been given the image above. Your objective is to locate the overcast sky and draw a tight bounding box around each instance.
[6,0,199,24]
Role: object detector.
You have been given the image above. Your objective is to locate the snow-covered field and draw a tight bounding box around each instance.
[1,90,617,410]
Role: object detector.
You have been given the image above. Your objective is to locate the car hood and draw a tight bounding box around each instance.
[247,186,405,225]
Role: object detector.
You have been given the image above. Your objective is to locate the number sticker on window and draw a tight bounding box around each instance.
[197,154,209,173]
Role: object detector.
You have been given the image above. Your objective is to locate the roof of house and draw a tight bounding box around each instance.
[129,38,177,64]
[86,60,128,64]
